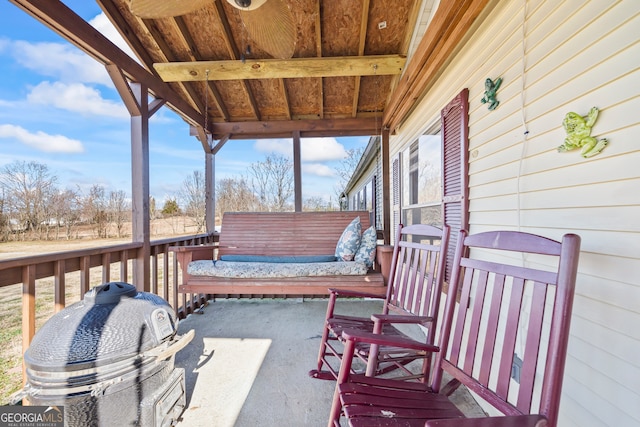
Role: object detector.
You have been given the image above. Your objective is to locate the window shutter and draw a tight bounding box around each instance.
[441,88,469,282]
[391,153,401,243]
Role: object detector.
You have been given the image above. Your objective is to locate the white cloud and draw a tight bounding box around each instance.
[254,137,348,162]
[253,139,292,157]
[301,137,347,161]
[27,81,128,119]
[0,124,84,153]
[88,13,139,61]
[303,163,335,177]
[12,40,112,86]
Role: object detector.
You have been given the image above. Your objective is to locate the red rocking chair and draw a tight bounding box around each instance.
[328,229,581,427]
[310,223,450,383]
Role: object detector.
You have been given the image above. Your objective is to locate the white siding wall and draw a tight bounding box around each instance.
[391,0,640,425]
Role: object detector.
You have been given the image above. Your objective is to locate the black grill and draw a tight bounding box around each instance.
[20,282,192,427]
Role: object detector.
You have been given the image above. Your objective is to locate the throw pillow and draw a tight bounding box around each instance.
[334,217,362,261]
[355,226,377,267]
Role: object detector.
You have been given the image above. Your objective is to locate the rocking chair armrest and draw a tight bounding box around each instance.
[371,313,434,325]
[328,288,387,299]
[342,329,440,353]
[425,415,548,427]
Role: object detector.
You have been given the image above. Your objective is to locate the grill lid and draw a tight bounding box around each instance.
[24,282,177,373]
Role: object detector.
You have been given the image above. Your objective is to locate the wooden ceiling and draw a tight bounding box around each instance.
[93,0,421,140]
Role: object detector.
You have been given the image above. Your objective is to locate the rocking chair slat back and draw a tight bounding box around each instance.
[433,230,581,425]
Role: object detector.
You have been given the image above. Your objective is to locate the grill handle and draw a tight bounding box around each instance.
[143,329,195,362]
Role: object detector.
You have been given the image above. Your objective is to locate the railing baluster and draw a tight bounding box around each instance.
[80,256,90,295]
[120,249,128,282]
[102,252,111,283]
[22,264,36,380]
[54,259,65,313]
[151,246,159,295]
[163,245,169,302]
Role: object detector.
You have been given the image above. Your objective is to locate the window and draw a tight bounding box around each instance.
[400,128,442,228]
[391,88,469,282]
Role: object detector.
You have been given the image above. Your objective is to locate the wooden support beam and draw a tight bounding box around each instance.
[130,82,151,292]
[154,55,407,82]
[293,131,302,212]
[210,117,379,139]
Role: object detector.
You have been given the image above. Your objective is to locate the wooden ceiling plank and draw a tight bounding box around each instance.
[173,16,231,121]
[212,0,261,121]
[10,0,203,127]
[136,16,207,117]
[154,55,406,82]
[352,0,371,118]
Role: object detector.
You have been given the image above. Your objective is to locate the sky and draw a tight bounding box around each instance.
[0,1,369,206]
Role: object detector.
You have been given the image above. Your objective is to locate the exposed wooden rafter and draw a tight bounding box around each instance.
[352,0,371,118]
[212,0,261,121]
[172,16,231,122]
[154,55,406,82]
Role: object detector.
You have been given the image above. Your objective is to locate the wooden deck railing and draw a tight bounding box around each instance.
[0,233,217,376]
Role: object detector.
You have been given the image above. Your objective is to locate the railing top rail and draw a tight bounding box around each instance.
[0,233,217,271]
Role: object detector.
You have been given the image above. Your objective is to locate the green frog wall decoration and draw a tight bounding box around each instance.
[558,107,609,158]
[481,77,502,110]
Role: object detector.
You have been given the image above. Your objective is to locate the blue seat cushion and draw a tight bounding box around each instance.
[219,254,337,263]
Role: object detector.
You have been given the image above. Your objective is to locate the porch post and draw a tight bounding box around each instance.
[130,82,150,292]
[293,130,302,212]
[205,150,215,233]
[381,128,391,244]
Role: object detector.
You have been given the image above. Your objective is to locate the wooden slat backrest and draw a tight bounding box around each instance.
[432,230,580,427]
[386,224,449,324]
[217,211,371,257]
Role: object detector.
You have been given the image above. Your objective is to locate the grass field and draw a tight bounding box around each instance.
[0,216,201,404]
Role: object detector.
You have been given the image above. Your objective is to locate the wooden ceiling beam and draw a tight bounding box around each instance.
[210,117,379,139]
[11,0,203,127]
[154,55,407,82]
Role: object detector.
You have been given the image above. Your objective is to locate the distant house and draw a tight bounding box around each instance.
[346,2,639,425]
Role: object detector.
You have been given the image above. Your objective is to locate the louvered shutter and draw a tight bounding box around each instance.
[441,88,469,282]
[391,153,401,243]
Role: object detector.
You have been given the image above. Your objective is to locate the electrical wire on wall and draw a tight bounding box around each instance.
[516,0,529,233]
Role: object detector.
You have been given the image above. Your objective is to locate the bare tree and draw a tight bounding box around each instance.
[248,154,293,211]
[303,196,335,212]
[0,160,58,240]
[333,146,365,201]
[216,177,259,218]
[50,188,81,240]
[83,184,108,238]
[0,187,8,241]
[108,190,129,238]
[180,170,206,233]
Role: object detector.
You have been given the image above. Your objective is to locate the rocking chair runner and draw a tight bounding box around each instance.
[310,223,450,382]
[328,229,581,427]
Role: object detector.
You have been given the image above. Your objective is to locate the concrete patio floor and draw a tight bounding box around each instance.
[173,298,485,427]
